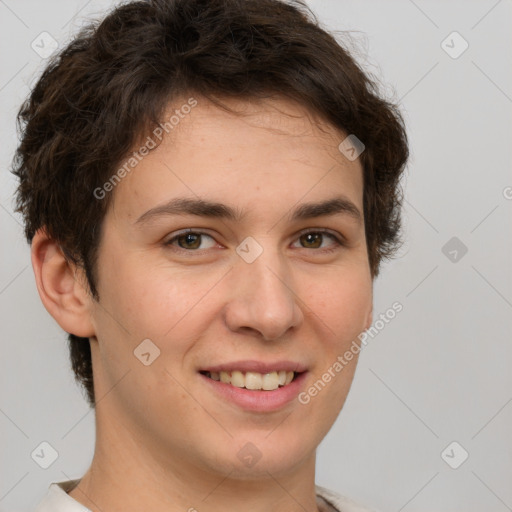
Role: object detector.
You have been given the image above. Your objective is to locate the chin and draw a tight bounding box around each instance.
[213,432,316,479]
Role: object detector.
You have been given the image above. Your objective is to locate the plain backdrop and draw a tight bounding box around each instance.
[1,1,511,511]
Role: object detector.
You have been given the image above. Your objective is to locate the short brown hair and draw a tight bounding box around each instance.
[12,0,408,407]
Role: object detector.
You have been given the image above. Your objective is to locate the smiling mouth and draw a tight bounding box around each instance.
[200,370,300,391]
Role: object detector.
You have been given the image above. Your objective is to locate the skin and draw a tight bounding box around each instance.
[32,95,373,512]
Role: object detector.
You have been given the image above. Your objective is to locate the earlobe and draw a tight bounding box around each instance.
[31,229,96,338]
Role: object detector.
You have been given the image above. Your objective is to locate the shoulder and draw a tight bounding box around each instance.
[34,480,90,512]
[36,480,377,512]
[315,485,379,512]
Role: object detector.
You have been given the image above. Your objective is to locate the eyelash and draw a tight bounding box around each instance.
[163,228,345,254]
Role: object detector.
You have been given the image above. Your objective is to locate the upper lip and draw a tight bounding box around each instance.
[200,360,308,374]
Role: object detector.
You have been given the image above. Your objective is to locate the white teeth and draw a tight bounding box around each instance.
[262,372,279,391]
[231,370,245,388]
[245,372,263,390]
[206,370,296,390]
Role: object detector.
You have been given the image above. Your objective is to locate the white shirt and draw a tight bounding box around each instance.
[34,480,377,512]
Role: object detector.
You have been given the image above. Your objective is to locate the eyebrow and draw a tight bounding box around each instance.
[134,196,362,225]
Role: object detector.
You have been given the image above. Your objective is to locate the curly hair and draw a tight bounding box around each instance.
[12,0,408,407]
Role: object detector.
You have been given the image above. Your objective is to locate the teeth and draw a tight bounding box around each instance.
[245,372,263,390]
[205,370,296,390]
[231,370,245,388]
[262,372,278,391]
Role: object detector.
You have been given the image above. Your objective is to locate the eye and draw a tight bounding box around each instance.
[164,230,217,251]
[163,228,344,254]
[291,230,344,251]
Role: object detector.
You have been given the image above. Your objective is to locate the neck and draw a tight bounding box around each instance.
[69,410,321,512]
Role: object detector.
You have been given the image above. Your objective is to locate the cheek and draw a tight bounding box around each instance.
[95,252,230,353]
[309,268,372,344]
[299,273,370,433]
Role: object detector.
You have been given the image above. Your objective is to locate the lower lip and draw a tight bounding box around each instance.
[199,372,308,413]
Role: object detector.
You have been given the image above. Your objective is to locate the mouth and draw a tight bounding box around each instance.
[199,369,308,412]
[198,360,308,412]
[199,370,301,391]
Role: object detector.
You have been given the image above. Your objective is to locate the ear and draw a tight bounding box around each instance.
[31,228,96,338]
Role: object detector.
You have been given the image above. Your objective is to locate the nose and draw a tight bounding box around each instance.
[223,247,304,341]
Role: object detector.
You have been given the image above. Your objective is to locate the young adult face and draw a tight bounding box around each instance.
[38,95,373,486]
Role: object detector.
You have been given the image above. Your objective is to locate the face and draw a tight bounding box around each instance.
[87,95,373,480]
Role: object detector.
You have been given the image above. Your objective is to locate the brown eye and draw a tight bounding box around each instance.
[177,233,202,249]
[165,231,217,251]
[293,230,342,251]
[300,232,323,248]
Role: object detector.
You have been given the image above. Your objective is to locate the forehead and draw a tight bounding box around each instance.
[107,95,364,222]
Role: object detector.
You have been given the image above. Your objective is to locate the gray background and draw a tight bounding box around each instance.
[1,1,511,511]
